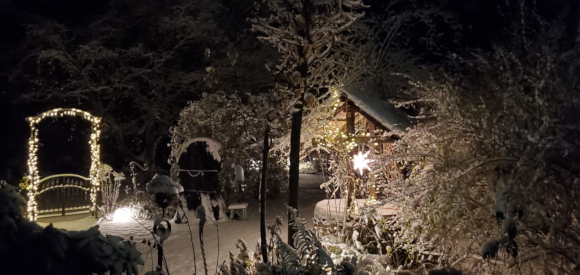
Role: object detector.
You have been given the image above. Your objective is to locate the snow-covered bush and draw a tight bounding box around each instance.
[223,208,338,275]
[170,92,289,202]
[98,163,124,220]
[298,161,318,174]
[375,9,580,273]
[18,176,30,196]
[223,207,413,275]
[117,167,159,220]
[0,181,144,275]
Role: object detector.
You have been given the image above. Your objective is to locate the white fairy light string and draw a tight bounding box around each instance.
[26,108,101,220]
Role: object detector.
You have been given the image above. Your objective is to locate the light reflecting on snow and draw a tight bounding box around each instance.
[112,207,134,223]
[95,174,326,275]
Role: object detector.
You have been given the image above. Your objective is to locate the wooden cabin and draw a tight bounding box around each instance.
[335,86,411,151]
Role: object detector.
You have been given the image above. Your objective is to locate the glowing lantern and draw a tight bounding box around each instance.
[353,151,371,175]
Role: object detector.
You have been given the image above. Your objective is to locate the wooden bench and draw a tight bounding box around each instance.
[228,202,248,220]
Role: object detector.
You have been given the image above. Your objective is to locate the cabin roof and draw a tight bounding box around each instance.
[339,86,412,132]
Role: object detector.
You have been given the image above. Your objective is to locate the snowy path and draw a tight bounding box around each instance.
[42,174,328,275]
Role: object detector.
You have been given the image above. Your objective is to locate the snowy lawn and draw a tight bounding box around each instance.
[40,174,327,275]
[37,212,97,231]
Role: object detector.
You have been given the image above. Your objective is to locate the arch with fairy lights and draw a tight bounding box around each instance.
[26,108,102,220]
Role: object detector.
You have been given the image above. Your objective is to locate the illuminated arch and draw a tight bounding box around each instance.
[26,108,102,220]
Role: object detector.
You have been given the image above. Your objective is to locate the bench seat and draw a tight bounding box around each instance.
[228,202,248,220]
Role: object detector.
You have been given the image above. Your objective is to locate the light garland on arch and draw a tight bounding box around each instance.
[26,108,101,220]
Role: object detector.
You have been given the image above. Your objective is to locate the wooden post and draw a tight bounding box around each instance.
[368,122,376,200]
[369,122,375,154]
[62,202,65,216]
[346,111,355,136]
[345,110,355,223]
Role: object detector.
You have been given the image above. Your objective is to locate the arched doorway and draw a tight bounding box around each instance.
[171,137,227,220]
[26,108,101,220]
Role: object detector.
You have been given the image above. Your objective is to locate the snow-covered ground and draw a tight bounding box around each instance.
[37,212,97,231]
[39,174,327,275]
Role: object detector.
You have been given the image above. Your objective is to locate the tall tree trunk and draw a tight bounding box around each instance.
[260,123,270,262]
[288,101,303,246]
[288,0,312,246]
[288,70,307,245]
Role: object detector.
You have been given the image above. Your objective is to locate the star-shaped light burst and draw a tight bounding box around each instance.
[353,151,371,175]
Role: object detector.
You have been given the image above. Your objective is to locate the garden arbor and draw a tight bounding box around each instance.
[26,108,102,220]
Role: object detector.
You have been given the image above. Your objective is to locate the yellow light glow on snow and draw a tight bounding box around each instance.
[112,207,134,223]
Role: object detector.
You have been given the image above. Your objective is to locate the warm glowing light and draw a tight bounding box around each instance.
[353,151,371,175]
[112,207,134,223]
[26,108,101,220]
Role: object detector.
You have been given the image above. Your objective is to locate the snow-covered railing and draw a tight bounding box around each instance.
[36,173,92,217]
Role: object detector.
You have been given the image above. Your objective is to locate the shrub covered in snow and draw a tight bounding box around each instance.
[0,182,144,275]
[369,7,580,274]
[98,163,125,220]
[169,92,289,202]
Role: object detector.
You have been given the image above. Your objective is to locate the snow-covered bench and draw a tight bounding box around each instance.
[228,202,248,220]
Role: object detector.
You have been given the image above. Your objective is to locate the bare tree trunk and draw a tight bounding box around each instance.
[288,0,312,246]
[287,99,303,246]
[260,123,270,262]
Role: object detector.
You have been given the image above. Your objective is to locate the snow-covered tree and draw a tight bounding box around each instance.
[270,0,460,155]
[11,0,276,171]
[374,5,580,273]
[268,0,459,218]
[169,90,291,204]
[250,0,367,245]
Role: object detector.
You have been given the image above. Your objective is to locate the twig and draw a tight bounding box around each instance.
[163,253,171,275]
[468,259,482,275]
[180,203,197,275]
[218,260,227,274]
[516,262,523,275]
[199,222,208,275]
[140,245,152,275]
[123,209,167,274]
[204,215,220,275]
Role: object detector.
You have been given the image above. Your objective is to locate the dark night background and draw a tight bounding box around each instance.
[0,0,578,184]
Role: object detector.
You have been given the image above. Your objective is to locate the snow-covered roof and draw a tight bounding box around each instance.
[339,87,411,132]
[174,137,222,162]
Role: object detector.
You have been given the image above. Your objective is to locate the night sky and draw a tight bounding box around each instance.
[0,0,577,184]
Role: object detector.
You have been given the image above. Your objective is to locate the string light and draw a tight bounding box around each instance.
[26,108,101,220]
[318,92,382,203]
